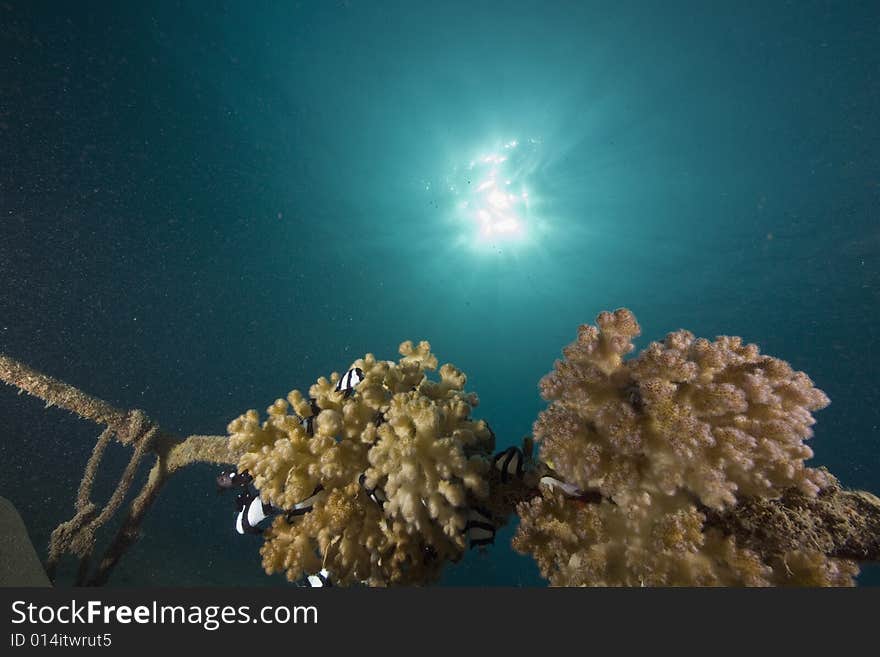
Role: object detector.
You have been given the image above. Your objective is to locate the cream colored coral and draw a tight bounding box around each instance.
[228,340,494,586]
[365,391,489,541]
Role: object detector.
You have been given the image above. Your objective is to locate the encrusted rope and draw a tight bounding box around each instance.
[1,352,240,585]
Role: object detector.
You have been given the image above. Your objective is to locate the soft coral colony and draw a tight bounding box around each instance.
[513,308,862,586]
[227,340,496,586]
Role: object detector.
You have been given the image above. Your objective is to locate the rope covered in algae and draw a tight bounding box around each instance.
[0,351,242,585]
[0,353,140,443]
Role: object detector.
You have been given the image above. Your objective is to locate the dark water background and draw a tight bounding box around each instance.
[1,0,878,586]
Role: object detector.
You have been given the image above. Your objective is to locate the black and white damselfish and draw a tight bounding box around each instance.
[359,473,387,507]
[235,489,274,535]
[285,486,326,519]
[335,367,365,397]
[492,446,525,483]
[299,397,321,436]
[306,568,333,588]
[465,507,495,548]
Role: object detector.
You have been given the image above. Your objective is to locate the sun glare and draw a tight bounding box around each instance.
[430,137,543,253]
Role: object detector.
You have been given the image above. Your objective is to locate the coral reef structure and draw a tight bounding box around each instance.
[228,341,495,586]
[3,319,877,587]
[513,308,858,586]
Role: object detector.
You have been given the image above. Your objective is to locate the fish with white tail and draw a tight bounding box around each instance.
[540,476,603,503]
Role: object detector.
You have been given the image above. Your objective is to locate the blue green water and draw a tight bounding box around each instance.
[1,0,878,586]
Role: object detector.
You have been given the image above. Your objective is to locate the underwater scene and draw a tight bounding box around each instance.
[1,0,878,587]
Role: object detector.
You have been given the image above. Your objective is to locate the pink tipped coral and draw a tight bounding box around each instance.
[515,309,853,586]
[536,308,831,510]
